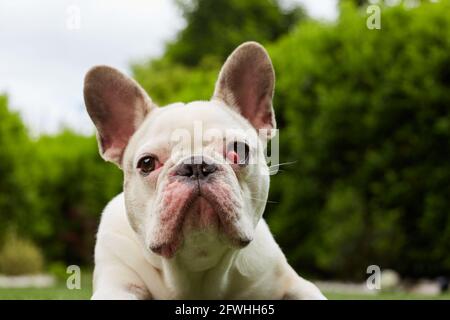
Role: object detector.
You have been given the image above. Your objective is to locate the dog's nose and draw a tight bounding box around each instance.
[176,156,217,179]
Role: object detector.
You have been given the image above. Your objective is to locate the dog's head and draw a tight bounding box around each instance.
[84,42,276,262]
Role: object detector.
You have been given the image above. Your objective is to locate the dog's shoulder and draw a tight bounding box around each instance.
[94,193,145,263]
[234,219,285,276]
[97,193,131,236]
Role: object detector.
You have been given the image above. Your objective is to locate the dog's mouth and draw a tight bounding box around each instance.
[148,177,252,259]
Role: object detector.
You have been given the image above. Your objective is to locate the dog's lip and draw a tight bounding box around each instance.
[185,185,252,248]
[199,183,253,248]
[149,179,250,258]
[148,186,198,258]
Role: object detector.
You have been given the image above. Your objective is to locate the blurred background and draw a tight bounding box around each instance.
[0,0,449,299]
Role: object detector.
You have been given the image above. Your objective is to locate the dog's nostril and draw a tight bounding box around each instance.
[201,163,217,176]
[176,164,194,177]
[149,244,163,255]
[176,156,217,178]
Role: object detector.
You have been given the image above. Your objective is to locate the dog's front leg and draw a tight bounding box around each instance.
[92,264,151,300]
[280,265,326,300]
[91,222,154,300]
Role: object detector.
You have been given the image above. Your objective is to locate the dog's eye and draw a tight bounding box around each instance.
[137,156,156,176]
[226,141,250,165]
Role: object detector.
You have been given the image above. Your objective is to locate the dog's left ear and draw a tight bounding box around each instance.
[213,42,276,135]
[84,66,155,167]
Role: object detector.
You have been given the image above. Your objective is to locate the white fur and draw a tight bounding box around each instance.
[92,193,325,299]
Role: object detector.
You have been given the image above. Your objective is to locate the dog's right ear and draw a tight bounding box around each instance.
[84,66,155,167]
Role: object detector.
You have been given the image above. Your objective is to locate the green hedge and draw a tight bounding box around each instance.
[267,1,450,279]
[0,97,122,266]
[32,132,122,264]
[0,96,40,240]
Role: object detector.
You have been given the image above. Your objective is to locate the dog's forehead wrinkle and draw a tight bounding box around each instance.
[153,100,251,133]
[128,101,258,162]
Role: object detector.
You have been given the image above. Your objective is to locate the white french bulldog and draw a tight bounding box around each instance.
[84,42,325,300]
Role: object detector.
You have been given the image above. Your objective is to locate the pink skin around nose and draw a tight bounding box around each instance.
[150,179,196,258]
[150,169,245,258]
[183,197,219,231]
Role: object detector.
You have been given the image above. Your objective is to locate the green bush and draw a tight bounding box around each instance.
[0,231,44,275]
[165,0,304,66]
[33,131,123,265]
[0,96,41,239]
[0,97,122,266]
[267,0,450,279]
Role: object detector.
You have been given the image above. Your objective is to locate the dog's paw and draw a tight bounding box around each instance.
[91,289,139,300]
[127,283,152,300]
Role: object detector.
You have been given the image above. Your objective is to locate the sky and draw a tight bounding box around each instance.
[0,0,338,136]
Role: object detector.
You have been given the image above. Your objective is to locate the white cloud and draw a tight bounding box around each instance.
[296,0,339,21]
[0,0,337,136]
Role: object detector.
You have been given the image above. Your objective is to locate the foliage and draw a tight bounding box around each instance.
[0,96,41,239]
[340,0,438,7]
[0,97,122,265]
[0,230,44,275]
[133,58,219,106]
[166,0,305,66]
[32,131,123,264]
[267,0,450,279]
[133,0,305,106]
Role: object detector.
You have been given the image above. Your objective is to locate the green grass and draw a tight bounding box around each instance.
[0,273,449,300]
[0,284,92,300]
[0,271,92,300]
[1,289,449,300]
[325,292,450,300]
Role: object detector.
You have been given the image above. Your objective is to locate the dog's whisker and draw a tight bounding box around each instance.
[268,160,297,168]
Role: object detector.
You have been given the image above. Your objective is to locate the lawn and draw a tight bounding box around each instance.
[1,282,450,300]
[1,270,449,300]
[325,292,450,300]
[0,284,92,300]
[0,273,92,300]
